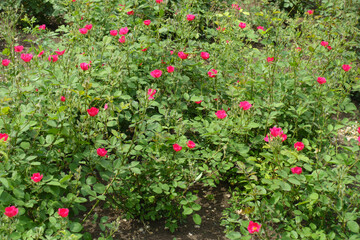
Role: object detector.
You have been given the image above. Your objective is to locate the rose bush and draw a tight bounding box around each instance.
[0,0,359,239]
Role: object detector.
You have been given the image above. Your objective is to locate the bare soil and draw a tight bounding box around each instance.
[82,183,231,240]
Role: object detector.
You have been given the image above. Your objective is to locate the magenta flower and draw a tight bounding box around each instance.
[186,14,195,21]
[150,69,162,78]
[291,167,302,175]
[110,30,118,36]
[2,59,10,66]
[317,77,326,84]
[21,54,33,62]
[148,89,157,100]
[200,52,209,60]
[239,101,252,110]
[239,22,246,29]
[294,142,305,151]
[167,66,174,73]
[342,64,351,72]
[208,69,218,78]
[119,27,129,35]
[248,221,261,234]
[173,144,182,152]
[31,173,43,183]
[215,110,227,119]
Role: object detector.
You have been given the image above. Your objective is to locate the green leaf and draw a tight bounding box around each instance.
[183,207,193,215]
[0,178,9,189]
[107,121,118,127]
[193,214,202,225]
[347,221,359,233]
[20,142,30,150]
[70,222,83,233]
[288,177,301,185]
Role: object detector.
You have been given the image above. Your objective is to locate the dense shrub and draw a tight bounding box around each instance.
[0,0,359,239]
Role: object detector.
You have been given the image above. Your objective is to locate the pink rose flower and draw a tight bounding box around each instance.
[317,77,326,84]
[215,110,227,119]
[55,49,65,55]
[357,127,360,134]
[178,51,188,59]
[150,69,162,78]
[119,36,126,43]
[104,104,108,110]
[291,167,302,175]
[156,0,163,3]
[307,10,314,15]
[80,62,90,71]
[167,65,174,73]
[267,57,274,62]
[208,69,218,78]
[21,54,33,62]
[186,14,195,21]
[200,51,209,60]
[342,64,351,72]
[4,206,18,218]
[97,148,107,157]
[79,28,88,34]
[239,22,246,29]
[31,173,43,183]
[266,127,287,142]
[239,101,252,110]
[48,55,58,62]
[148,89,157,100]
[58,208,69,217]
[38,50,44,57]
[14,45,24,52]
[195,100,202,104]
[2,59,10,66]
[257,26,265,31]
[110,30,118,36]
[61,96,66,102]
[320,41,329,47]
[144,20,151,25]
[294,142,304,151]
[187,141,196,149]
[87,107,99,117]
[127,11,134,15]
[248,221,261,234]
[0,133,9,142]
[119,27,129,35]
[39,24,46,30]
[173,144,182,152]
[85,24,92,30]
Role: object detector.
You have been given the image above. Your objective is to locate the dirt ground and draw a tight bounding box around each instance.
[82,183,231,240]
